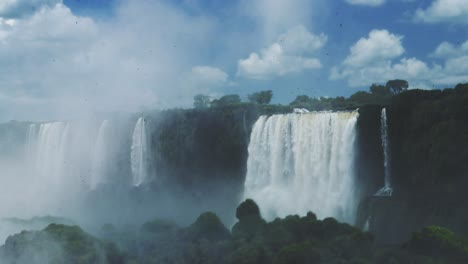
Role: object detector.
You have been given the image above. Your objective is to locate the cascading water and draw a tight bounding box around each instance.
[90,120,111,189]
[35,122,70,186]
[131,117,149,186]
[27,124,38,158]
[244,111,359,223]
[375,108,393,196]
[0,116,159,232]
[27,118,150,190]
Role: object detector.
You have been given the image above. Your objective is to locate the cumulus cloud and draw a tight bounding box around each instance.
[331,57,431,87]
[237,25,326,80]
[430,40,468,84]
[331,29,468,87]
[0,0,60,18]
[0,0,230,121]
[191,66,229,85]
[242,0,322,42]
[345,0,386,7]
[277,25,328,54]
[431,40,468,58]
[415,0,468,24]
[0,0,330,121]
[343,29,404,66]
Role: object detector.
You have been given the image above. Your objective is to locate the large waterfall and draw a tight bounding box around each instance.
[24,117,151,191]
[244,111,359,223]
[0,116,157,220]
[375,108,393,196]
[131,117,149,186]
[27,124,38,155]
[90,120,111,189]
[35,122,70,187]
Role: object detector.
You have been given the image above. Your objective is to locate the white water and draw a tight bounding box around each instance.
[0,116,157,242]
[375,108,393,196]
[0,118,146,217]
[27,124,38,159]
[90,120,111,189]
[35,122,70,187]
[364,216,370,231]
[293,108,310,114]
[131,117,149,186]
[244,111,359,223]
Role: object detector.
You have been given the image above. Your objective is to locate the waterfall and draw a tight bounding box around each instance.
[363,216,370,231]
[375,108,393,196]
[28,117,150,189]
[35,122,70,186]
[27,124,38,157]
[293,108,310,113]
[131,117,149,186]
[90,120,111,189]
[244,111,359,223]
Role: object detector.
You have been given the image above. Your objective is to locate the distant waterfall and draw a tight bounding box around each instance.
[27,124,38,156]
[244,111,359,223]
[35,122,70,186]
[90,120,111,189]
[131,117,149,186]
[27,118,148,190]
[375,108,392,196]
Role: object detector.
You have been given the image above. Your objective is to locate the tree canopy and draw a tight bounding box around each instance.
[193,94,211,109]
[386,79,409,94]
[211,94,242,107]
[247,90,273,105]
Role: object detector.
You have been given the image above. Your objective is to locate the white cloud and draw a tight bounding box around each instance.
[345,0,385,7]
[0,0,329,120]
[431,40,468,84]
[0,1,227,121]
[344,29,404,67]
[431,40,468,58]
[331,30,468,88]
[242,0,323,42]
[0,0,60,18]
[415,0,468,24]
[237,25,325,80]
[277,25,328,55]
[191,66,229,85]
[331,57,431,87]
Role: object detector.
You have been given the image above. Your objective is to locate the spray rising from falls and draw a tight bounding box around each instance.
[0,115,160,229]
[25,117,153,192]
[131,117,149,186]
[27,124,37,155]
[90,120,111,189]
[35,122,70,187]
[375,108,393,196]
[244,111,359,223]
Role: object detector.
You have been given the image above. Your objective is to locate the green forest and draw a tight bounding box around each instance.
[3,199,468,264]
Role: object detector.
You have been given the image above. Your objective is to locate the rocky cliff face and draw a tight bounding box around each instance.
[362,85,468,244]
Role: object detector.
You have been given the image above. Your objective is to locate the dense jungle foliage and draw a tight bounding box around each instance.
[2,199,468,264]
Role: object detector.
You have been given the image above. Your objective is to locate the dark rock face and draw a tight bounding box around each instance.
[150,104,259,189]
[366,85,468,244]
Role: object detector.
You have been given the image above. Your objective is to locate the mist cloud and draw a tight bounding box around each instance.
[0,0,223,121]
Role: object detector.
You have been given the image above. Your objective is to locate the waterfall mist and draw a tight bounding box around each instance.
[91,120,113,190]
[0,113,246,244]
[0,116,158,242]
[244,111,359,223]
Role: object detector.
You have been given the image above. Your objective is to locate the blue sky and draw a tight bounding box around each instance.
[0,0,467,121]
